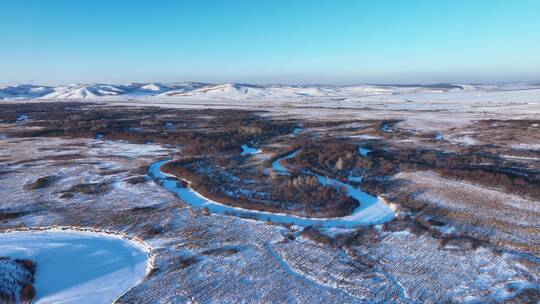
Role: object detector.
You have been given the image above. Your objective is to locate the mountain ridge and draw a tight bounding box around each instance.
[1,81,539,101]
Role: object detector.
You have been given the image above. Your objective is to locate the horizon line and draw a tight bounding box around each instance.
[3,79,540,88]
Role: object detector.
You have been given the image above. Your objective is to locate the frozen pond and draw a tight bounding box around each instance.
[381,122,392,132]
[291,127,303,136]
[0,229,149,304]
[358,146,371,156]
[240,144,261,156]
[16,114,30,122]
[150,155,395,228]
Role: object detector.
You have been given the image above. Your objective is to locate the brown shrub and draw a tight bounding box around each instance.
[178,256,200,268]
[0,211,26,221]
[19,284,36,303]
[15,259,36,276]
[61,182,111,198]
[24,175,61,190]
[300,226,334,247]
[124,176,148,184]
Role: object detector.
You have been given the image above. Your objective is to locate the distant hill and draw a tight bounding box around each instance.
[1,81,539,101]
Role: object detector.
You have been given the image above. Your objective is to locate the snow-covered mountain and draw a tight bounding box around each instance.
[0,82,209,100]
[0,84,55,100]
[1,81,539,101]
[162,83,340,99]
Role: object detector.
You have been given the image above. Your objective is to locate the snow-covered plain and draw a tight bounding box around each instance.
[1,92,540,303]
[3,81,540,132]
[0,229,149,304]
[0,135,538,303]
[389,171,540,255]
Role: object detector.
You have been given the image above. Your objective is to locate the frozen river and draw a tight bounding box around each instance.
[149,154,394,228]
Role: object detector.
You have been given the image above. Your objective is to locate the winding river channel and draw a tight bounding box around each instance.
[149,150,395,228]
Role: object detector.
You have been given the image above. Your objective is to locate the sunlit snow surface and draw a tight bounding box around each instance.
[0,230,148,304]
[3,82,540,105]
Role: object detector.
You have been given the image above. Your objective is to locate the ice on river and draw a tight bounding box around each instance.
[151,154,395,228]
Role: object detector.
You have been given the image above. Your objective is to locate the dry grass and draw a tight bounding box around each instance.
[61,181,112,198]
[0,211,26,222]
[389,171,540,254]
[177,256,200,269]
[124,176,148,185]
[24,175,61,190]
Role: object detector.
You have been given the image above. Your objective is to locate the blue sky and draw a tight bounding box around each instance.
[1,0,539,85]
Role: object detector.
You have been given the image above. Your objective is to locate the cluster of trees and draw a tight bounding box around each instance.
[280,135,540,203]
[289,140,361,177]
[163,158,360,218]
[359,146,540,200]
[1,103,297,154]
[436,167,540,199]
[268,174,358,217]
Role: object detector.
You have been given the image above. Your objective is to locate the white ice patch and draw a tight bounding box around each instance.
[0,229,149,304]
[86,140,170,158]
[16,114,30,122]
[240,144,262,156]
[348,175,363,182]
[512,143,540,151]
[291,128,303,136]
[350,135,381,140]
[358,146,371,156]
